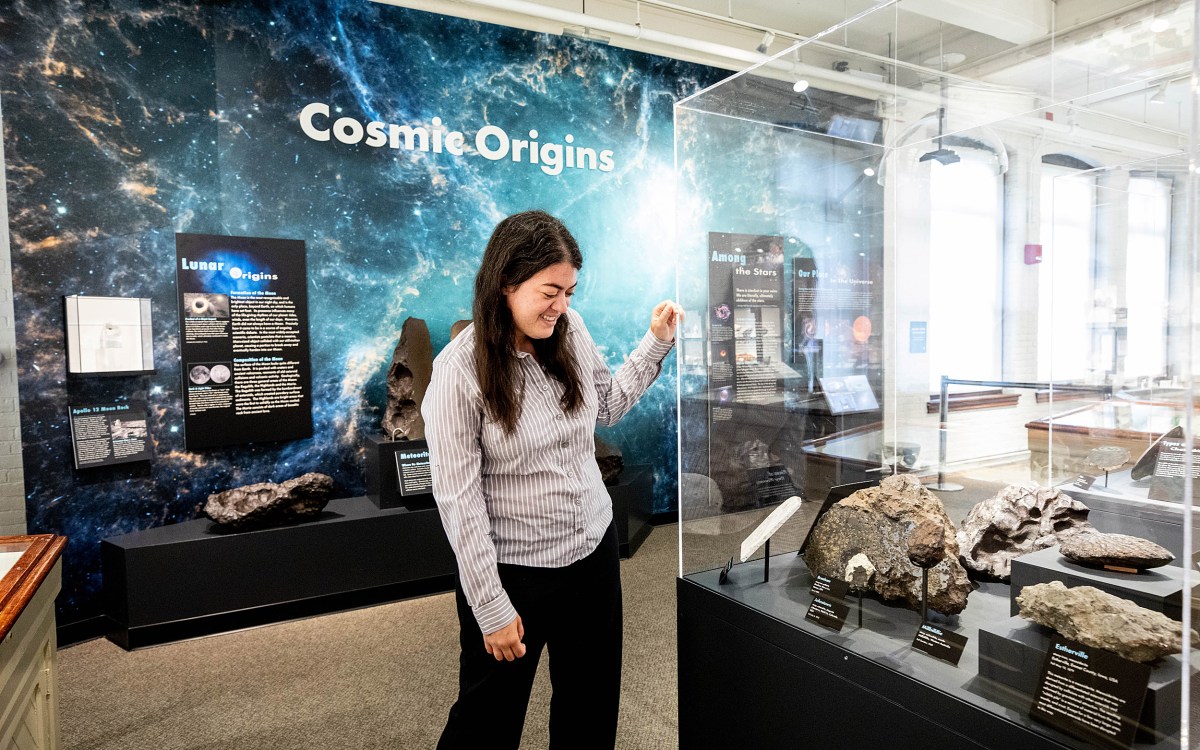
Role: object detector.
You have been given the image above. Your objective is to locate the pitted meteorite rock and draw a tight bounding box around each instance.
[450,319,472,340]
[594,434,624,485]
[382,317,433,440]
[1059,532,1175,570]
[803,474,972,615]
[957,483,1093,581]
[204,473,335,530]
[1016,581,1194,663]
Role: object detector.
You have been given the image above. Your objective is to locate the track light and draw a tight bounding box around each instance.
[1150,80,1170,104]
[755,30,775,54]
[792,79,809,93]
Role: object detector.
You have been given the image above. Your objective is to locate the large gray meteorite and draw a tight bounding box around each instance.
[1016,581,1195,663]
[382,317,433,440]
[1060,532,1175,570]
[803,474,972,615]
[204,473,335,530]
[957,483,1093,581]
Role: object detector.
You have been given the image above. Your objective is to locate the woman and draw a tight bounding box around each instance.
[423,210,681,749]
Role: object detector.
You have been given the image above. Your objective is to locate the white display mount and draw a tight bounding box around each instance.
[64,295,154,375]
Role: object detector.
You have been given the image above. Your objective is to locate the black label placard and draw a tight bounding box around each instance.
[176,233,313,450]
[805,594,849,632]
[1072,474,1096,491]
[1029,637,1151,749]
[1148,438,1200,503]
[911,623,968,666]
[69,401,152,469]
[809,574,849,600]
[393,439,433,496]
[748,464,797,504]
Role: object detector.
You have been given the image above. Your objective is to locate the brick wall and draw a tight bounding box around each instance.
[0,96,27,536]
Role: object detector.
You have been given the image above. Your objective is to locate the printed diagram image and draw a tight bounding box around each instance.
[188,362,233,385]
[183,293,230,319]
[110,418,147,441]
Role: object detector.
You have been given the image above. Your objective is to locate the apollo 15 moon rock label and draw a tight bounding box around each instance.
[176,233,313,450]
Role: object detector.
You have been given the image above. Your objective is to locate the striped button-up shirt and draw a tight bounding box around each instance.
[423,307,673,634]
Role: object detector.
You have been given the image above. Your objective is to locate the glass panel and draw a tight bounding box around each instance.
[677,0,1196,744]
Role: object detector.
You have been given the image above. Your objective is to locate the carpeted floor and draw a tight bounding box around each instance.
[58,525,681,750]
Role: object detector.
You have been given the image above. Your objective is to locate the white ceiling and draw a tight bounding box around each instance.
[385,0,1195,137]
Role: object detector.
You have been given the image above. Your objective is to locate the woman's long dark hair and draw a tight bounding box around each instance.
[473,210,585,433]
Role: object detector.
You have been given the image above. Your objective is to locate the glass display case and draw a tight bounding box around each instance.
[675,2,1198,748]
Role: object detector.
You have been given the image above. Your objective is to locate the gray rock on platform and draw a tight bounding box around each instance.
[803,474,972,615]
[957,483,1093,581]
[382,317,433,440]
[204,473,335,530]
[1016,581,1194,663]
[1059,532,1175,570]
[594,434,624,485]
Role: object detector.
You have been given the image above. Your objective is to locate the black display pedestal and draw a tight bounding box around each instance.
[102,496,455,649]
[1011,545,1198,622]
[677,554,1182,749]
[365,434,433,510]
[611,464,653,559]
[978,615,1192,742]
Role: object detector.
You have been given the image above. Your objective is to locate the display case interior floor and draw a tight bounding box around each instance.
[58,525,680,750]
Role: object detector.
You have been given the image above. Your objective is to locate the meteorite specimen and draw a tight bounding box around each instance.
[1016,581,1195,663]
[1059,532,1175,570]
[1085,446,1131,472]
[450,319,472,340]
[204,473,335,531]
[844,552,875,590]
[382,317,433,440]
[907,518,947,569]
[803,474,972,615]
[957,483,1093,581]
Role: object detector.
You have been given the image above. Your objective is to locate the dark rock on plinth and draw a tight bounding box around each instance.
[803,474,972,615]
[204,473,335,531]
[1016,581,1194,663]
[450,320,472,340]
[383,317,433,440]
[1132,425,1184,480]
[907,518,946,569]
[1059,532,1175,570]
[957,483,1092,581]
[594,434,624,485]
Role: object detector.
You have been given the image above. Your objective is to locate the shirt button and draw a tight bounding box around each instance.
[542,386,548,392]
[556,414,564,420]
[567,471,574,478]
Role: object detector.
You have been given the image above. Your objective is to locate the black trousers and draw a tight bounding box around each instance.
[437,523,623,750]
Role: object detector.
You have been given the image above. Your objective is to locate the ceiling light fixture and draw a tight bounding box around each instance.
[863,167,875,177]
[792,79,810,93]
[755,30,775,54]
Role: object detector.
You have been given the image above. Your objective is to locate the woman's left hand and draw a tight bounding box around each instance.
[650,300,684,342]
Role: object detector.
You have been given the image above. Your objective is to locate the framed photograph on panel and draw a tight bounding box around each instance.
[64,295,154,375]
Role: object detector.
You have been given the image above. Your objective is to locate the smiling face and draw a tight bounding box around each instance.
[504,261,577,353]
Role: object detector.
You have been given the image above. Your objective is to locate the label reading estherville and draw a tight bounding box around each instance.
[1029,637,1150,750]
[805,594,849,632]
[393,439,433,496]
[810,574,849,600]
[911,623,968,666]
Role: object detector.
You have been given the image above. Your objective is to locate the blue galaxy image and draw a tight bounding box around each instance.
[0,0,724,625]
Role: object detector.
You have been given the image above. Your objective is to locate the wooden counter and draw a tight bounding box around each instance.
[0,534,66,750]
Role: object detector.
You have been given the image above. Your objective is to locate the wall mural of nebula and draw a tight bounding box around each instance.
[0,0,723,625]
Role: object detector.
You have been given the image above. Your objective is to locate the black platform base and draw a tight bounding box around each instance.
[978,615,1194,742]
[678,556,1183,750]
[611,464,653,559]
[1011,545,1198,622]
[102,496,456,649]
